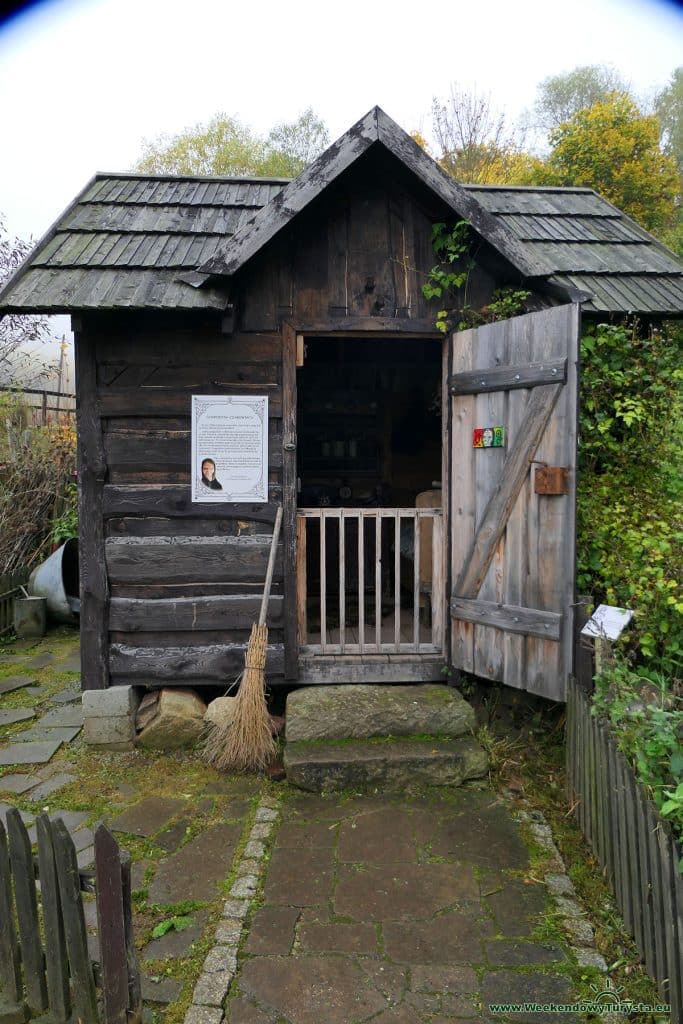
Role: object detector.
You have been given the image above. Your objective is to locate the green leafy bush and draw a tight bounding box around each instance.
[577,321,683,668]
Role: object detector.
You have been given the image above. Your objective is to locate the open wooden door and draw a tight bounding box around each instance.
[449,304,580,701]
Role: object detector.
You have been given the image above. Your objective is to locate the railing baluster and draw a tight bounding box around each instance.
[375,514,382,649]
[431,513,444,649]
[358,513,365,652]
[413,511,421,652]
[320,511,327,653]
[394,512,401,650]
[339,511,345,651]
[296,516,307,646]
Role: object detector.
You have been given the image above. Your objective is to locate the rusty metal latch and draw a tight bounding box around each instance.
[533,462,569,495]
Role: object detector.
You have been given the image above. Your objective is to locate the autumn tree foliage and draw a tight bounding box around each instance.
[545,94,679,232]
[0,214,49,386]
[135,108,329,178]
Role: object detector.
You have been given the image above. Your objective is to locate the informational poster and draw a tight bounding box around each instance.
[191,395,268,503]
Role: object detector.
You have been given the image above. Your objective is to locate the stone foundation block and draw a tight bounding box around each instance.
[83,686,140,718]
[82,715,135,750]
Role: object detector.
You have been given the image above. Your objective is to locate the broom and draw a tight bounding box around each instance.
[202,505,283,772]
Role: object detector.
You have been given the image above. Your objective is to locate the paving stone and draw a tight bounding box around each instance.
[0,804,34,826]
[298,917,378,954]
[482,970,578,1023]
[225,995,276,1024]
[222,899,249,920]
[338,808,418,863]
[203,947,237,974]
[109,796,185,837]
[545,873,576,897]
[49,810,89,831]
[0,708,36,726]
[214,919,242,944]
[0,773,39,794]
[193,970,234,1007]
[485,939,566,966]
[77,845,95,869]
[131,859,151,891]
[26,773,76,801]
[244,907,299,955]
[254,805,278,822]
[25,686,48,698]
[562,916,594,945]
[248,822,273,841]
[39,705,84,727]
[357,959,407,1002]
[50,687,81,704]
[0,675,36,695]
[409,964,478,994]
[244,840,266,859]
[275,821,339,849]
[384,911,495,963]
[141,975,183,1004]
[484,877,548,937]
[148,823,241,905]
[184,1005,223,1024]
[25,653,58,669]
[143,910,208,961]
[71,827,96,853]
[15,726,81,743]
[230,875,258,899]
[572,947,608,971]
[264,847,334,906]
[555,896,586,918]
[83,899,98,930]
[0,739,62,765]
[430,803,531,870]
[0,654,28,664]
[156,818,191,852]
[239,955,388,1024]
[57,655,82,673]
[369,1008,422,1024]
[335,862,479,921]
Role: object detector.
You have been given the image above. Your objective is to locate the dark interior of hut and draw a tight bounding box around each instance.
[296,337,443,646]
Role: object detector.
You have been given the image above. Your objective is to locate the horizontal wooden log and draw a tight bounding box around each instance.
[450,597,562,640]
[99,389,282,418]
[107,518,242,538]
[109,642,285,679]
[297,656,443,684]
[110,581,281,599]
[105,535,281,584]
[290,317,440,335]
[109,594,284,631]
[449,358,567,395]
[103,431,283,472]
[95,332,281,366]
[110,628,284,647]
[103,486,281,520]
[107,468,282,487]
[99,362,278,389]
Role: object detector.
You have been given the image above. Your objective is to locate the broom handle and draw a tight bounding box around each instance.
[258,505,283,626]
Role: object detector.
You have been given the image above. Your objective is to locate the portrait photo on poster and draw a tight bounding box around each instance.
[191,395,269,503]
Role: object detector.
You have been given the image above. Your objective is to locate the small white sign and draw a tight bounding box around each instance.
[191,395,268,503]
[581,604,634,641]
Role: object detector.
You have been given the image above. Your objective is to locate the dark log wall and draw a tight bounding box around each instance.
[77,318,285,690]
[76,156,531,691]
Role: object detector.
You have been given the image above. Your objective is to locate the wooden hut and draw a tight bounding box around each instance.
[1,107,682,703]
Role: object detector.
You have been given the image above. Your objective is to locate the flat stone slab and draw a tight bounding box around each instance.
[285,684,475,741]
[109,796,185,837]
[244,907,299,955]
[0,773,39,794]
[57,655,82,673]
[148,823,242,905]
[15,726,81,743]
[0,708,36,726]
[26,772,76,801]
[285,737,488,792]
[142,909,208,960]
[0,739,62,765]
[485,939,566,966]
[0,675,36,695]
[335,862,480,921]
[141,975,183,1004]
[482,970,578,1022]
[39,705,84,727]
[50,686,81,704]
[25,653,59,668]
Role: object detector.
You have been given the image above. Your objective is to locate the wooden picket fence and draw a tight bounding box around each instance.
[0,571,29,636]
[0,810,141,1024]
[566,676,683,1021]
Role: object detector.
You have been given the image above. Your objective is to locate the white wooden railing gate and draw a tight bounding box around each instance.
[296,508,444,657]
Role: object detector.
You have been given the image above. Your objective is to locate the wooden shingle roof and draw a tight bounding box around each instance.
[468,185,683,315]
[0,107,681,317]
[0,174,287,313]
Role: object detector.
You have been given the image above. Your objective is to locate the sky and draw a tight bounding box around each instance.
[0,0,681,244]
[0,0,681,368]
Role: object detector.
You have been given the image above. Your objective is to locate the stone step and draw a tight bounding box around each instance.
[284,736,489,793]
[285,684,475,742]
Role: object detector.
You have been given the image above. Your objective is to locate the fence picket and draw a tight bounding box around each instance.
[52,819,99,1024]
[36,814,71,1022]
[120,851,142,1024]
[6,809,48,1014]
[0,818,22,1004]
[95,825,129,1024]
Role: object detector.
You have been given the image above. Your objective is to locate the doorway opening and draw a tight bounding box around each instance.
[296,336,445,656]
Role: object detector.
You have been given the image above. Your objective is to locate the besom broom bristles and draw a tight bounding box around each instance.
[201,507,282,773]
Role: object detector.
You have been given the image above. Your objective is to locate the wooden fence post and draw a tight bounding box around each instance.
[121,851,142,1024]
[52,819,99,1024]
[0,818,22,1005]
[36,813,71,1022]
[6,809,48,1014]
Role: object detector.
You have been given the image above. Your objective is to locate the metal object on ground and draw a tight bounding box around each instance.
[28,538,79,624]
